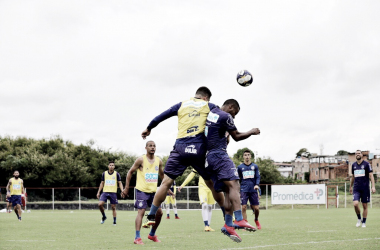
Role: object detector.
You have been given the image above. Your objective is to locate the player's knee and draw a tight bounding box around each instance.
[242,205,247,210]
[111,205,116,210]
[353,201,359,207]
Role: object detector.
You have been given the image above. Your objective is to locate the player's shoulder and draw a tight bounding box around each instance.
[237,163,244,169]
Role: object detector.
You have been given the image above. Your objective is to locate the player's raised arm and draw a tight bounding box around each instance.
[121,157,143,198]
[229,128,260,142]
[141,103,181,139]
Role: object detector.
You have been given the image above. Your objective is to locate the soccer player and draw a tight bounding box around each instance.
[21,188,27,212]
[96,161,124,226]
[165,181,180,219]
[121,141,164,245]
[237,150,261,229]
[205,99,260,242]
[349,150,376,228]
[178,169,216,232]
[6,170,24,221]
[142,87,225,230]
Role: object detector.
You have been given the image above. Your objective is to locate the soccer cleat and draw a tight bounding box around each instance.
[234,220,257,232]
[144,214,156,227]
[221,224,242,243]
[204,226,210,232]
[148,235,161,242]
[142,221,151,228]
[166,216,170,219]
[134,238,144,245]
[207,226,215,232]
[255,220,262,230]
[113,222,116,226]
[356,219,361,227]
[362,223,366,228]
[100,217,107,224]
[175,216,180,219]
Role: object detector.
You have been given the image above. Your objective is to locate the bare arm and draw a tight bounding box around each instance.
[229,128,260,142]
[118,181,124,193]
[97,181,104,199]
[158,159,164,181]
[349,175,354,194]
[369,173,376,194]
[6,179,11,198]
[121,157,143,198]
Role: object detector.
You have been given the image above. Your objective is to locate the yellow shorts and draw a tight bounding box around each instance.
[199,188,215,205]
[165,196,176,205]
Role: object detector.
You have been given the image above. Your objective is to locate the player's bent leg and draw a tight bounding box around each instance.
[148,207,163,242]
[98,201,107,224]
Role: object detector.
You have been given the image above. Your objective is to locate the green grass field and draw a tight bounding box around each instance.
[1,208,379,250]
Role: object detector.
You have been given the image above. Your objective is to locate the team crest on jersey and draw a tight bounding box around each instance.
[361,165,364,169]
[112,176,115,179]
[139,201,143,207]
[251,166,254,170]
[155,166,159,171]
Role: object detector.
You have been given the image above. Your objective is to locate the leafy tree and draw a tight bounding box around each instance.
[336,150,349,156]
[255,157,283,184]
[296,148,310,158]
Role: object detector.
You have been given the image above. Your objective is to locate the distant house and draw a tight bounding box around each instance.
[309,155,349,183]
[273,163,293,178]
[292,156,309,181]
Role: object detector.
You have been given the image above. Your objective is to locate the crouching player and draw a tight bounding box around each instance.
[121,141,164,245]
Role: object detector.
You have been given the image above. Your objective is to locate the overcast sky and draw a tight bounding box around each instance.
[1,0,380,162]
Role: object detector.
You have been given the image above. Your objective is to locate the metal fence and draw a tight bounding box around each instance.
[1,182,380,210]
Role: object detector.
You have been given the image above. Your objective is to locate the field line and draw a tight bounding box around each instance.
[6,240,56,242]
[307,230,337,233]
[221,237,380,249]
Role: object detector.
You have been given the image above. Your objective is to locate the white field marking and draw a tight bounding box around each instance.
[221,238,380,250]
[307,230,337,233]
[6,240,56,242]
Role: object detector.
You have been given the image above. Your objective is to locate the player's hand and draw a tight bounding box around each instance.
[177,187,183,193]
[167,190,174,196]
[121,188,129,198]
[254,185,259,190]
[372,187,376,194]
[250,128,260,135]
[96,193,100,199]
[141,129,151,139]
[349,187,353,195]
[6,193,10,198]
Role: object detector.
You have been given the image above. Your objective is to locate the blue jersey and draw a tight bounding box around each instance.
[237,163,260,193]
[205,107,237,152]
[352,161,372,190]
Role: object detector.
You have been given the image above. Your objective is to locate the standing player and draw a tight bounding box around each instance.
[142,87,225,230]
[121,141,164,245]
[165,181,180,219]
[237,150,261,229]
[6,170,24,221]
[349,150,376,228]
[96,161,124,226]
[205,99,260,242]
[178,169,216,232]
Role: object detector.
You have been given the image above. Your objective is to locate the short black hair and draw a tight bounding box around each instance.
[108,161,115,164]
[356,150,362,153]
[222,99,240,110]
[243,150,252,155]
[195,86,212,99]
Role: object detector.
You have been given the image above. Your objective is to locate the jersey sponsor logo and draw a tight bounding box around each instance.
[314,188,324,200]
[243,171,255,179]
[187,126,199,133]
[188,110,200,117]
[105,180,116,186]
[185,145,197,154]
[12,184,21,190]
[182,100,207,108]
[354,169,365,177]
[207,112,219,123]
[145,173,158,183]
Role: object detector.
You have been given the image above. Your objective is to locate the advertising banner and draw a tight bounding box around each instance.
[271,184,326,204]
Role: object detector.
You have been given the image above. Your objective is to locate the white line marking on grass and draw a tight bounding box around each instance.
[221,238,380,249]
[307,230,336,233]
[6,240,56,242]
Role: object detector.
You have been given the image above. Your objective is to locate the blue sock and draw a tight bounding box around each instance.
[149,204,159,216]
[234,210,243,222]
[204,220,209,226]
[175,214,178,217]
[113,217,116,223]
[135,231,140,239]
[19,217,21,220]
[362,218,366,223]
[101,211,106,218]
[149,228,156,237]
[220,206,226,218]
[225,214,233,227]
[357,213,361,220]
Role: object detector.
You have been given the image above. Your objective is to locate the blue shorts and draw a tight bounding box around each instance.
[164,142,210,180]
[206,151,239,183]
[99,192,118,205]
[353,188,370,203]
[10,195,22,207]
[241,192,259,206]
[135,189,155,209]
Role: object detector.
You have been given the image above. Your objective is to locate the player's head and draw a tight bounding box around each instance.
[145,140,156,154]
[221,99,240,118]
[355,150,363,160]
[195,86,212,101]
[13,170,20,179]
[243,149,253,162]
[108,161,115,171]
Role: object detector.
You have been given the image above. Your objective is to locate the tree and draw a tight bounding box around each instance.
[255,158,283,184]
[336,150,349,156]
[233,147,254,165]
[296,148,310,158]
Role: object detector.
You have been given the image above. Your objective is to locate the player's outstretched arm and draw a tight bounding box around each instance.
[121,157,143,198]
[229,128,260,142]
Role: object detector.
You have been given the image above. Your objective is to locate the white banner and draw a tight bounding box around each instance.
[271,184,326,204]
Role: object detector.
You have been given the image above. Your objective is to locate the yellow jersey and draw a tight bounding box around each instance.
[103,171,119,193]
[135,155,160,193]
[10,178,22,195]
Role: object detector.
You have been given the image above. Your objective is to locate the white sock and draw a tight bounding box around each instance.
[173,203,178,215]
[202,203,208,223]
[207,205,213,226]
[165,204,170,216]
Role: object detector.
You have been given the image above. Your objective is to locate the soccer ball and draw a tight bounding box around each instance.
[236,70,253,87]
